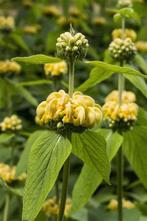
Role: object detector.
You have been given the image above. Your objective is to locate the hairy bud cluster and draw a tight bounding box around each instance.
[56,32,89,61]
[102,90,138,131]
[0,61,21,74]
[0,115,22,132]
[44,61,67,77]
[0,16,15,31]
[36,90,102,132]
[109,38,136,62]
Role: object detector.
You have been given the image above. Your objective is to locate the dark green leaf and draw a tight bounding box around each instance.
[10,33,30,53]
[17,79,52,87]
[0,133,15,144]
[137,108,147,126]
[123,126,147,188]
[16,130,42,176]
[0,179,23,196]
[72,130,110,183]
[134,54,147,75]
[12,54,61,64]
[23,130,72,221]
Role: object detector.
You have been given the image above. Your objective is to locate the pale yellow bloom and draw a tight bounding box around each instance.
[0,16,15,31]
[43,5,61,17]
[135,41,147,52]
[112,29,137,41]
[107,199,135,210]
[36,90,102,128]
[0,60,21,74]
[0,163,26,183]
[23,25,40,34]
[44,61,67,77]
[0,115,22,131]
[105,90,136,103]
[56,16,77,27]
[92,17,106,25]
[42,197,71,217]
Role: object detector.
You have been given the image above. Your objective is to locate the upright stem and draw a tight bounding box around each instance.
[121,17,125,40]
[117,146,123,221]
[118,73,125,106]
[68,61,75,97]
[57,61,74,221]
[3,194,10,221]
[57,157,70,221]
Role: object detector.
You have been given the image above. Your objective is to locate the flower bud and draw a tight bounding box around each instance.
[117,0,132,8]
[56,31,89,61]
[108,38,136,62]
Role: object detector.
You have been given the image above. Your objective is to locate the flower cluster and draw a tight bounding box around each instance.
[112,29,137,41]
[117,0,132,7]
[0,60,21,74]
[109,38,136,62]
[23,25,40,34]
[42,197,71,217]
[0,16,15,31]
[36,90,102,132]
[135,41,147,52]
[92,17,106,26]
[102,90,138,131]
[107,199,135,210]
[0,115,22,132]
[56,32,89,61]
[43,5,61,17]
[22,0,33,7]
[44,61,67,77]
[0,163,26,183]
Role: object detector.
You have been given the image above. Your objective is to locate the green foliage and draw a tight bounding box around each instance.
[0,133,14,144]
[72,130,110,183]
[71,131,123,213]
[12,54,61,64]
[123,126,147,188]
[23,130,72,221]
[78,61,147,92]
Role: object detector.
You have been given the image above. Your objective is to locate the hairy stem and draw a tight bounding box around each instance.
[3,194,10,221]
[57,157,70,221]
[68,61,75,97]
[117,146,123,221]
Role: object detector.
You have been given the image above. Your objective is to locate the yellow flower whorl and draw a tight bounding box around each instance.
[102,90,138,131]
[0,163,26,183]
[44,61,67,77]
[0,16,15,31]
[43,5,61,17]
[107,199,135,210]
[0,60,21,74]
[36,90,102,130]
[0,115,22,132]
[112,29,137,42]
[23,25,40,34]
[135,41,147,52]
[42,197,71,217]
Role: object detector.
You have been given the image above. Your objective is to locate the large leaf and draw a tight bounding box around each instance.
[12,54,61,64]
[0,133,14,144]
[125,75,147,98]
[23,130,72,221]
[78,61,147,92]
[137,108,147,126]
[71,131,123,213]
[72,130,110,183]
[16,130,42,176]
[123,126,147,188]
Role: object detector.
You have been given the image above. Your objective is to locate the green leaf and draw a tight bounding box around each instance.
[78,67,112,92]
[71,131,123,213]
[116,8,140,24]
[134,54,147,75]
[12,54,61,64]
[0,133,14,144]
[13,84,38,106]
[17,79,52,87]
[16,130,42,176]
[78,61,147,92]
[125,75,147,98]
[72,130,110,183]
[23,130,72,221]
[123,126,147,188]
[137,108,147,126]
[0,78,6,108]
